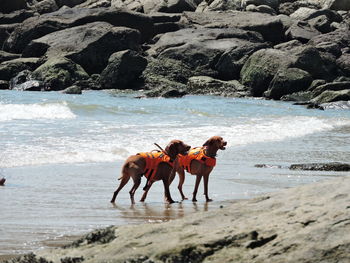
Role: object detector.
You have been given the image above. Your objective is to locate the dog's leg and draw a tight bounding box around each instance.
[140,181,153,202]
[129,176,141,205]
[192,175,202,202]
[177,168,187,200]
[111,172,130,203]
[163,178,175,204]
[203,173,212,202]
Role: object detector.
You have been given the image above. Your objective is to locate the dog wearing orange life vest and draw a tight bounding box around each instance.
[110,140,191,204]
[170,136,227,202]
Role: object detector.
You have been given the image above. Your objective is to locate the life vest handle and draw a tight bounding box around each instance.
[154,143,168,155]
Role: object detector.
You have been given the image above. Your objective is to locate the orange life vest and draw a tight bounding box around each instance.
[137,151,174,181]
[178,147,216,173]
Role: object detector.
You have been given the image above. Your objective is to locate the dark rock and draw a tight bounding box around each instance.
[280,91,313,102]
[314,41,342,57]
[31,57,89,91]
[265,68,313,100]
[285,21,321,43]
[303,8,343,23]
[23,22,141,75]
[56,0,87,8]
[186,76,250,97]
[0,0,26,13]
[0,24,20,49]
[61,85,82,94]
[0,51,21,63]
[143,0,197,14]
[323,0,350,11]
[0,58,41,81]
[291,45,337,80]
[9,69,32,89]
[311,81,350,96]
[240,49,294,96]
[308,79,327,91]
[278,2,321,16]
[143,87,187,98]
[311,89,350,104]
[290,162,350,171]
[149,12,182,23]
[112,0,144,12]
[274,39,303,52]
[337,53,350,76]
[246,4,276,15]
[74,74,102,90]
[196,0,242,12]
[308,15,332,33]
[0,80,9,90]
[181,11,286,44]
[100,50,147,89]
[0,10,35,24]
[4,7,154,53]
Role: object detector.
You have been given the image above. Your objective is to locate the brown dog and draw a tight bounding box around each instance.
[111,140,191,204]
[170,136,227,202]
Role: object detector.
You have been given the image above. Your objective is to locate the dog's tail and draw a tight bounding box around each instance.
[118,162,133,180]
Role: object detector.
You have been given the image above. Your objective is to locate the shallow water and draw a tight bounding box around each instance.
[0,90,349,255]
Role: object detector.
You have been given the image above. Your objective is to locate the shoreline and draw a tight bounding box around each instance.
[2,175,349,263]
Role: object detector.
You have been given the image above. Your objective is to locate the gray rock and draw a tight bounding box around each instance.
[240,49,294,96]
[61,85,82,94]
[12,80,46,91]
[28,0,59,14]
[290,162,350,171]
[9,69,32,89]
[311,89,350,103]
[144,87,187,97]
[265,68,313,99]
[198,0,242,12]
[0,24,20,49]
[111,0,144,12]
[0,58,41,81]
[181,11,286,44]
[31,57,89,91]
[100,50,147,89]
[23,22,141,75]
[308,79,327,91]
[312,81,350,96]
[290,7,319,20]
[0,0,27,13]
[320,100,350,109]
[56,0,90,8]
[337,53,350,76]
[308,29,350,52]
[186,76,250,97]
[308,15,332,33]
[4,7,154,53]
[285,21,321,43]
[274,39,303,52]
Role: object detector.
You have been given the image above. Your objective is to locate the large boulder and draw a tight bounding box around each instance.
[186,76,250,97]
[31,57,89,91]
[0,58,41,81]
[147,27,265,84]
[264,68,313,99]
[100,50,147,89]
[308,29,350,55]
[111,0,144,12]
[311,81,350,96]
[0,0,27,13]
[285,21,321,43]
[240,49,294,96]
[4,7,154,53]
[28,0,59,14]
[181,11,287,44]
[243,0,279,9]
[196,0,242,12]
[311,89,350,104]
[23,22,141,75]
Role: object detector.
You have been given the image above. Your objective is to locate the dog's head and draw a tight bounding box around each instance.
[203,136,227,150]
[165,140,191,159]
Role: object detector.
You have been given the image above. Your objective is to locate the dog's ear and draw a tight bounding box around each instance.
[165,141,178,159]
[203,138,214,147]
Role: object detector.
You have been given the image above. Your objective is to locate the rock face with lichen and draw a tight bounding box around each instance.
[6,176,349,263]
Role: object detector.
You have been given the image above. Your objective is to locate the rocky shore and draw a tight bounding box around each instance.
[0,0,349,108]
[3,176,349,263]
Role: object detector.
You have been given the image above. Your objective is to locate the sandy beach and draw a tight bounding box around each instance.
[2,175,348,263]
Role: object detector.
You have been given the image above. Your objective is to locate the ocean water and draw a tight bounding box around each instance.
[0,90,349,256]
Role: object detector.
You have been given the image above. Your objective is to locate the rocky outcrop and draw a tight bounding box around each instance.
[23,22,141,74]
[4,7,154,53]
[0,57,41,81]
[8,176,349,263]
[290,162,350,171]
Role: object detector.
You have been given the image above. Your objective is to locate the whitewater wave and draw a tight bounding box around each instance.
[0,103,76,121]
[1,115,349,168]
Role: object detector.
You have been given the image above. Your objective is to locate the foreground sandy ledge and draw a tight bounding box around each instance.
[6,176,350,263]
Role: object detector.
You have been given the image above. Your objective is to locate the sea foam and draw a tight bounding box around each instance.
[0,103,76,121]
